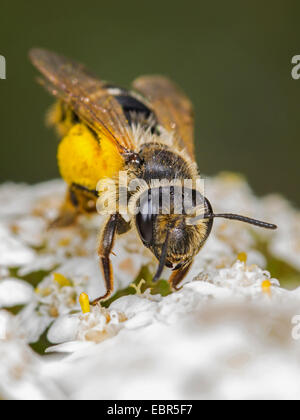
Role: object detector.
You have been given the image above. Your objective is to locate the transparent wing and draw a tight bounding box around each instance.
[133,75,195,159]
[30,48,136,152]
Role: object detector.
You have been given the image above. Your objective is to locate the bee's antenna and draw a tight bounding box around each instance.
[153,230,171,282]
[207,213,277,230]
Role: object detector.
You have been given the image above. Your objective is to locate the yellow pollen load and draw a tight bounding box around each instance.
[79,293,91,314]
[237,252,248,263]
[57,123,124,191]
[53,272,72,288]
[262,280,272,296]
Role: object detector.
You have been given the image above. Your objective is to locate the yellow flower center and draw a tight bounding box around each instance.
[262,280,272,296]
[53,273,72,288]
[237,252,248,263]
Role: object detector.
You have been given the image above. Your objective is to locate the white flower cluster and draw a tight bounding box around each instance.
[0,175,300,400]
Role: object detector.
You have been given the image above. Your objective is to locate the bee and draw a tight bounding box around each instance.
[30,48,277,305]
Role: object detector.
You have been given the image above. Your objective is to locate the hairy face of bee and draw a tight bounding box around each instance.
[135,187,214,269]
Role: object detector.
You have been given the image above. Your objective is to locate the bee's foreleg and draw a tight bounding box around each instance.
[91,214,128,306]
[168,260,193,291]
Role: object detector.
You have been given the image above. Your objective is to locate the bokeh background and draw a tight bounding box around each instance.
[0,0,299,206]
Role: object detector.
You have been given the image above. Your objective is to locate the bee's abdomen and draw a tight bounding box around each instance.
[104,84,157,128]
[114,95,152,122]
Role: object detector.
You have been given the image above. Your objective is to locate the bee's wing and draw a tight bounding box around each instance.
[29,48,135,152]
[132,75,195,159]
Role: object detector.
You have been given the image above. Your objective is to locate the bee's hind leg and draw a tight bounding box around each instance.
[49,183,98,229]
[48,187,80,229]
[91,213,131,306]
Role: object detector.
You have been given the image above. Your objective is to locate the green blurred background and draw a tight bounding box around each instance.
[0,0,299,206]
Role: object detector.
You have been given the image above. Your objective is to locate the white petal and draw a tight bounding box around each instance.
[46,341,95,354]
[0,278,34,308]
[47,315,80,344]
[0,224,35,266]
[19,304,53,344]
[0,310,14,339]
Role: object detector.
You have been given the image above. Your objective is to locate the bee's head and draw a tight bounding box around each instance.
[132,185,213,277]
[131,183,277,282]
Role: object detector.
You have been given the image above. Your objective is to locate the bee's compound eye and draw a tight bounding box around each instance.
[136,211,154,245]
[135,191,157,245]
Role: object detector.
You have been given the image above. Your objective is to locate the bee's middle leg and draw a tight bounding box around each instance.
[91,214,131,306]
